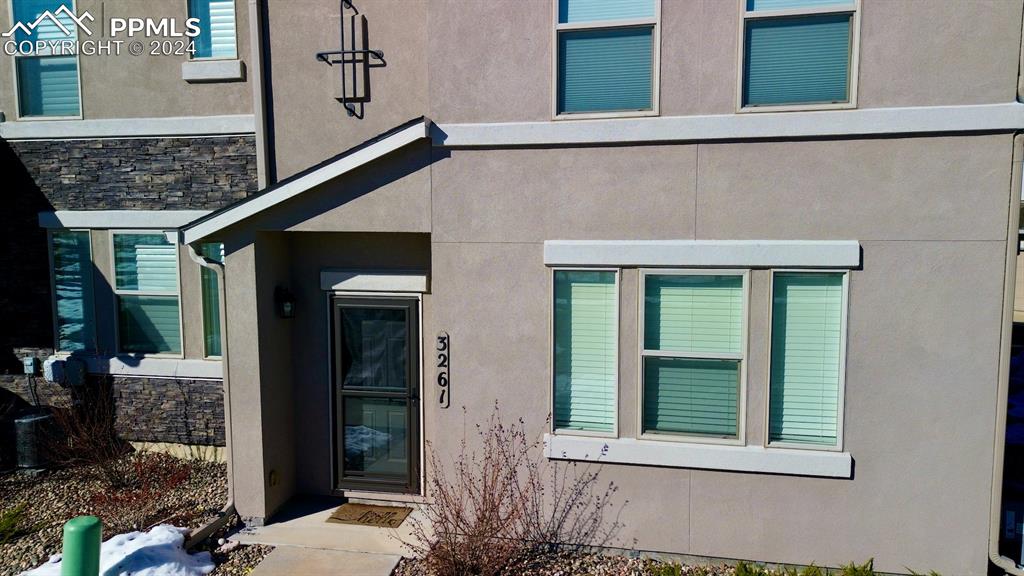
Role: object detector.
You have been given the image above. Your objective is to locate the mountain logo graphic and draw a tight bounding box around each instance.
[2,4,94,38]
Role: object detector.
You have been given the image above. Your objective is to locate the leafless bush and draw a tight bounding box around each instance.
[46,381,136,488]
[88,452,193,532]
[405,401,625,576]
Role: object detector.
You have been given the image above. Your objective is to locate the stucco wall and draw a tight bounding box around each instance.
[0,0,252,120]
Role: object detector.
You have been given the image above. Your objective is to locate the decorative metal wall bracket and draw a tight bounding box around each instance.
[315,0,386,119]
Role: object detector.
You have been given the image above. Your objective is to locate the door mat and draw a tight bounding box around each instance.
[327,503,412,528]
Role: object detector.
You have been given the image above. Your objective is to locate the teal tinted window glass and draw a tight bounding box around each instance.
[118,296,182,354]
[200,242,224,357]
[557,27,653,114]
[644,275,743,355]
[12,0,78,42]
[558,0,655,23]
[188,0,237,58]
[52,231,94,352]
[17,56,80,117]
[114,234,178,292]
[644,357,739,438]
[747,0,853,11]
[553,270,617,433]
[769,273,844,446]
[743,14,851,106]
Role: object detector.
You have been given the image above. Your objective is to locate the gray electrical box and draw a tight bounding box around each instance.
[21,356,37,375]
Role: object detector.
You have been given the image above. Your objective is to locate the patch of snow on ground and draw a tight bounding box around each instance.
[24,524,215,576]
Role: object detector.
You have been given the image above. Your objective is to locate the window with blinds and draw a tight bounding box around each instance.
[113,233,182,355]
[769,272,846,447]
[200,243,224,358]
[555,0,657,115]
[12,0,80,117]
[188,0,238,59]
[552,270,617,434]
[52,231,95,352]
[641,273,745,439]
[741,0,856,108]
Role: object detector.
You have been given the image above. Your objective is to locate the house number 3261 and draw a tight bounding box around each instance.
[437,331,451,409]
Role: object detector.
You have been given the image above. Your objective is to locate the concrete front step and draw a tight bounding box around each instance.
[250,547,401,576]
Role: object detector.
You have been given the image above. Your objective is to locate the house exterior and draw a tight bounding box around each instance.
[6,0,1024,575]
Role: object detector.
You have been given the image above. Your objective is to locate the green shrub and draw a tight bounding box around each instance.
[648,562,684,576]
[837,559,875,576]
[0,503,38,544]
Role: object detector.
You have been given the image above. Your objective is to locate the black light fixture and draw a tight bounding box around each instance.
[275,286,296,319]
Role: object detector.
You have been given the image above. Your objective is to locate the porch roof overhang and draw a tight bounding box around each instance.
[180,117,431,244]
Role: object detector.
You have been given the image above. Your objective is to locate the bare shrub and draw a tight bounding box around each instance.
[405,402,625,575]
[88,452,192,531]
[46,381,136,488]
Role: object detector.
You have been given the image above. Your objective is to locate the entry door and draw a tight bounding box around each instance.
[333,297,419,494]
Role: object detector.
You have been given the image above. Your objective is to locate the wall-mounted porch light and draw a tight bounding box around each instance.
[275,287,296,319]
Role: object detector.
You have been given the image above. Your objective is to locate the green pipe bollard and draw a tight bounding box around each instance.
[61,516,101,576]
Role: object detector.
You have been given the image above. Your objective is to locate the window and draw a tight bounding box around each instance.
[12,0,81,117]
[51,230,95,352]
[188,0,238,59]
[552,270,618,434]
[199,242,224,358]
[112,232,182,355]
[554,0,659,117]
[740,0,859,110]
[768,271,847,447]
[640,271,746,441]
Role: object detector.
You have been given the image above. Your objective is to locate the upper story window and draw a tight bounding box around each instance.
[51,230,95,352]
[740,0,860,111]
[554,0,659,118]
[112,232,182,355]
[188,0,238,59]
[12,0,82,118]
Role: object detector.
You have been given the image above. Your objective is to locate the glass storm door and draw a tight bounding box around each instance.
[333,297,420,493]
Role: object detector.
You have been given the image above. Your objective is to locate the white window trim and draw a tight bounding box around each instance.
[48,228,97,354]
[185,0,239,61]
[764,268,850,452]
[9,0,84,120]
[735,0,861,113]
[320,269,429,293]
[549,267,621,439]
[109,230,185,358]
[551,0,661,120]
[636,269,749,446]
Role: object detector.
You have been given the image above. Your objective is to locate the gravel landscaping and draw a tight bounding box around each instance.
[0,452,270,576]
[393,553,735,576]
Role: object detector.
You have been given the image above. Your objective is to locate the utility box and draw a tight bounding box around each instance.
[15,409,56,469]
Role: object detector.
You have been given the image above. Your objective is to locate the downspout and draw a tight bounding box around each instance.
[989,12,1024,574]
[184,244,236,549]
[249,0,271,189]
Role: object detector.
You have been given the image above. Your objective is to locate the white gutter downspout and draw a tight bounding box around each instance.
[990,132,1024,576]
[249,0,270,189]
[184,244,236,549]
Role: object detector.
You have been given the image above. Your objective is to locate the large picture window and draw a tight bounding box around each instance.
[112,232,182,355]
[552,269,618,434]
[640,271,747,441]
[12,0,81,117]
[554,0,659,117]
[768,271,847,447]
[51,230,95,352]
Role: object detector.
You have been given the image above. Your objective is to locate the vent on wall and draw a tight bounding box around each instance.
[315,0,387,119]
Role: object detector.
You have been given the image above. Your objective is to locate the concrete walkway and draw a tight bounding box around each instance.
[232,497,426,576]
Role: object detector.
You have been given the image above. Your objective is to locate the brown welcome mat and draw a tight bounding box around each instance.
[327,503,412,528]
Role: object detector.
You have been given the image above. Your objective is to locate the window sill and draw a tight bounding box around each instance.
[181,59,245,83]
[736,101,856,114]
[544,434,851,478]
[49,354,222,380]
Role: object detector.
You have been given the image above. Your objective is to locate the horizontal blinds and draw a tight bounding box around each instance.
[190,0,237,59]
[644,275,743,355]
[200,242,224,357]
[557,27,653,114]
[743,14,851,106]
[553,270,617,433]
[558,0,655,23]
[118,296,182,355]
[13,0,78,42]
[52,231,94,352]
[769,272,844,446]
[644,357,739,438]
[17,56,80,117]
[747,0,854,11]
[114,234,178,292]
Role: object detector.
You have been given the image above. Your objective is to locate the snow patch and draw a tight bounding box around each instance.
[24,525,215,576]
